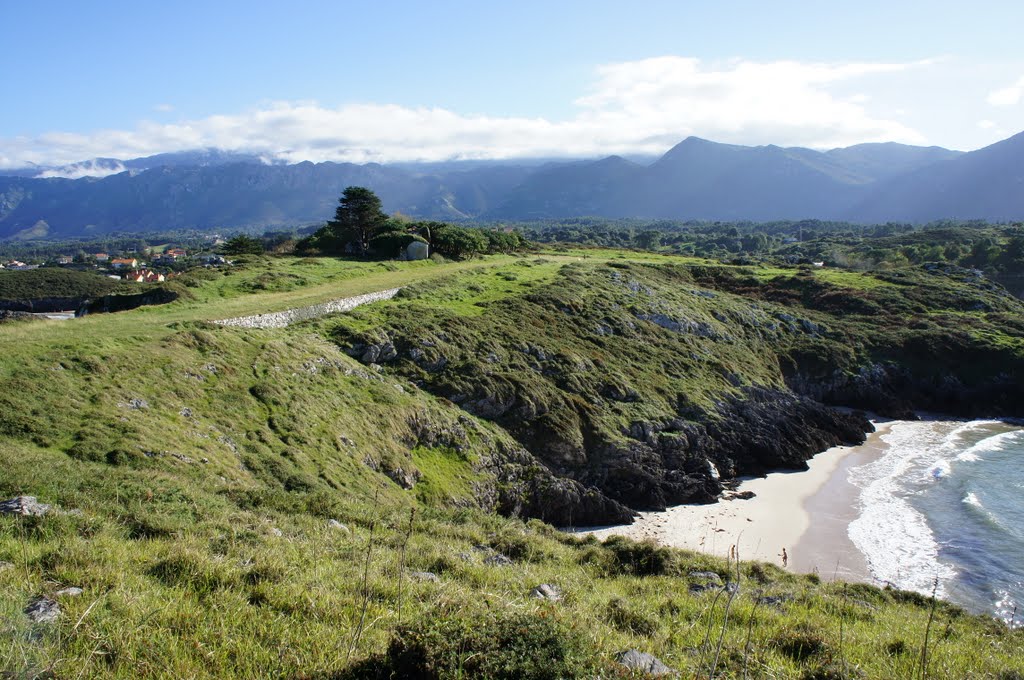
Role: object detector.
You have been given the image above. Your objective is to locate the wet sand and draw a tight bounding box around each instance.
[575,422,896,582]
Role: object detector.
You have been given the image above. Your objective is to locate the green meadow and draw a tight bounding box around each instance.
[1,252,1022,678]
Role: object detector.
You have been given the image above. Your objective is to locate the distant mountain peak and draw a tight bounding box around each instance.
[0,130,1022,235]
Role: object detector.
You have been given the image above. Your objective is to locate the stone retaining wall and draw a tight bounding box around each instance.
[213,287,402,329]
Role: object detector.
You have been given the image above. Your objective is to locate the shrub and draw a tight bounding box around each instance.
[385,609,598,679]
[885,639,907,656]
[802,660,865,680]
[772,625,830,661]
[600,535,682,576]
[605,598,658,636]
[149,548,240,595]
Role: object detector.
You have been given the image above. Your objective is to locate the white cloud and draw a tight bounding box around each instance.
[987,76,1024,107]
[978,119,997,129]
[154,103,174,112]
[37,159,127,179]
[0,56,931,169]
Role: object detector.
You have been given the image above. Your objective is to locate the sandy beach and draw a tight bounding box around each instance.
[577,421,896,582]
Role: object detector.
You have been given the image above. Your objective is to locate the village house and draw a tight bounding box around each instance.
[94,252,110,262]
[125,269,165,283]
[110,258,139,269]
[155,248,188,264]
[2,260,38,270]
[56,255,73,265]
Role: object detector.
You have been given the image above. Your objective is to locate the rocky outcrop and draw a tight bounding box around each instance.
[404,412,635,526]
[615,650,676,676]
[214,288,401,329]
[24,597,60,624]
[567,387,870,513]
[326,262,1022,526]
[782,356,1024,420]
[0,496,52,516]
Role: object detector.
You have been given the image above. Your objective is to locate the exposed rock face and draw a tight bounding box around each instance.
[384,466,420,490]
[530,584,563,601]
[566,387,869,513]
[327,519,350,533]
[402,410,635,526]
[783,358,1024,420]
[0,496,52,516]
[25,596,60,624]
[615,649,676,676]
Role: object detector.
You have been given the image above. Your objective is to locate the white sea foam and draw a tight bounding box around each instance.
[959,430,1023,459]
[995,589,1022,628]
[963,492,983,508]
[848,421,958,595]
[928,459,952,480]
[943,420,999,446]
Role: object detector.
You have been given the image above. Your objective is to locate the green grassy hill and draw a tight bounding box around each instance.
[1,252,1022,678]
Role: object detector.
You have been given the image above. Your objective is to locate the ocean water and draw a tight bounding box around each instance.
[847,419,1024,626]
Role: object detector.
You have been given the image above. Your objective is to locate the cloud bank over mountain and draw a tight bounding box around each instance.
[1,57,938,169]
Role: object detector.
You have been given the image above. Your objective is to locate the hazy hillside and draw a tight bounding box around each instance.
[484,137,970,220]
[0,132,1021,238]
[851,131,1024,222]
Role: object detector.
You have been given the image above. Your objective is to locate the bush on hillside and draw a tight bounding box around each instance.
[383,609,599,679]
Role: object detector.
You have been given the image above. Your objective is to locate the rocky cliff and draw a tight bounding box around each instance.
[321,259,1023,525]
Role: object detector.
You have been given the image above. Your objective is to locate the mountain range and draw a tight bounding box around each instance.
[1,131,1022,239]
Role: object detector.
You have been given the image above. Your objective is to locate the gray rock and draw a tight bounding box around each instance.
[25,596,60,624]
[327,519,350,533]
[688,571,723,583]
[0,561,14,571]
[615,649,675,676]
[529,584,563,601]
[385,466,420,490]
[484,554,513,567]
[270,527,283,537]
[756,594,794,608]
[410,571,440,582]
[179,407,194,418]
[128,398,149,410]
[56,586,83,597]
[0,496,51,516]
[362,342,397,364]
[688,571,724,593]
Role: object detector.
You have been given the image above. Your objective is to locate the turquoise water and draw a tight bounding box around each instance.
[847,419,1024,626]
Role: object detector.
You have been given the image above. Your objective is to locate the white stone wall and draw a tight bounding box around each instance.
[213,287,402,329]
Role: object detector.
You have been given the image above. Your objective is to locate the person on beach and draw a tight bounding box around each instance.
[781,548,788,567]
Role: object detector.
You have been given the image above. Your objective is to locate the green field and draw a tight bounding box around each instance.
[2,252,1022,678]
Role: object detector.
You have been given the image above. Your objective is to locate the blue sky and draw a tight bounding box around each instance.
[3,0,1024,170]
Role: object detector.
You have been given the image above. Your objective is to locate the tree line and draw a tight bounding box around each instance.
[297,187,526,260]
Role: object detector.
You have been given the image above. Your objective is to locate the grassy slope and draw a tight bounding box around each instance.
[0,252,1022,678]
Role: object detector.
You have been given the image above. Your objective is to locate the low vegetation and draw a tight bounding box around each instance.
[1,249,1022,678]
[0,268,132,301]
